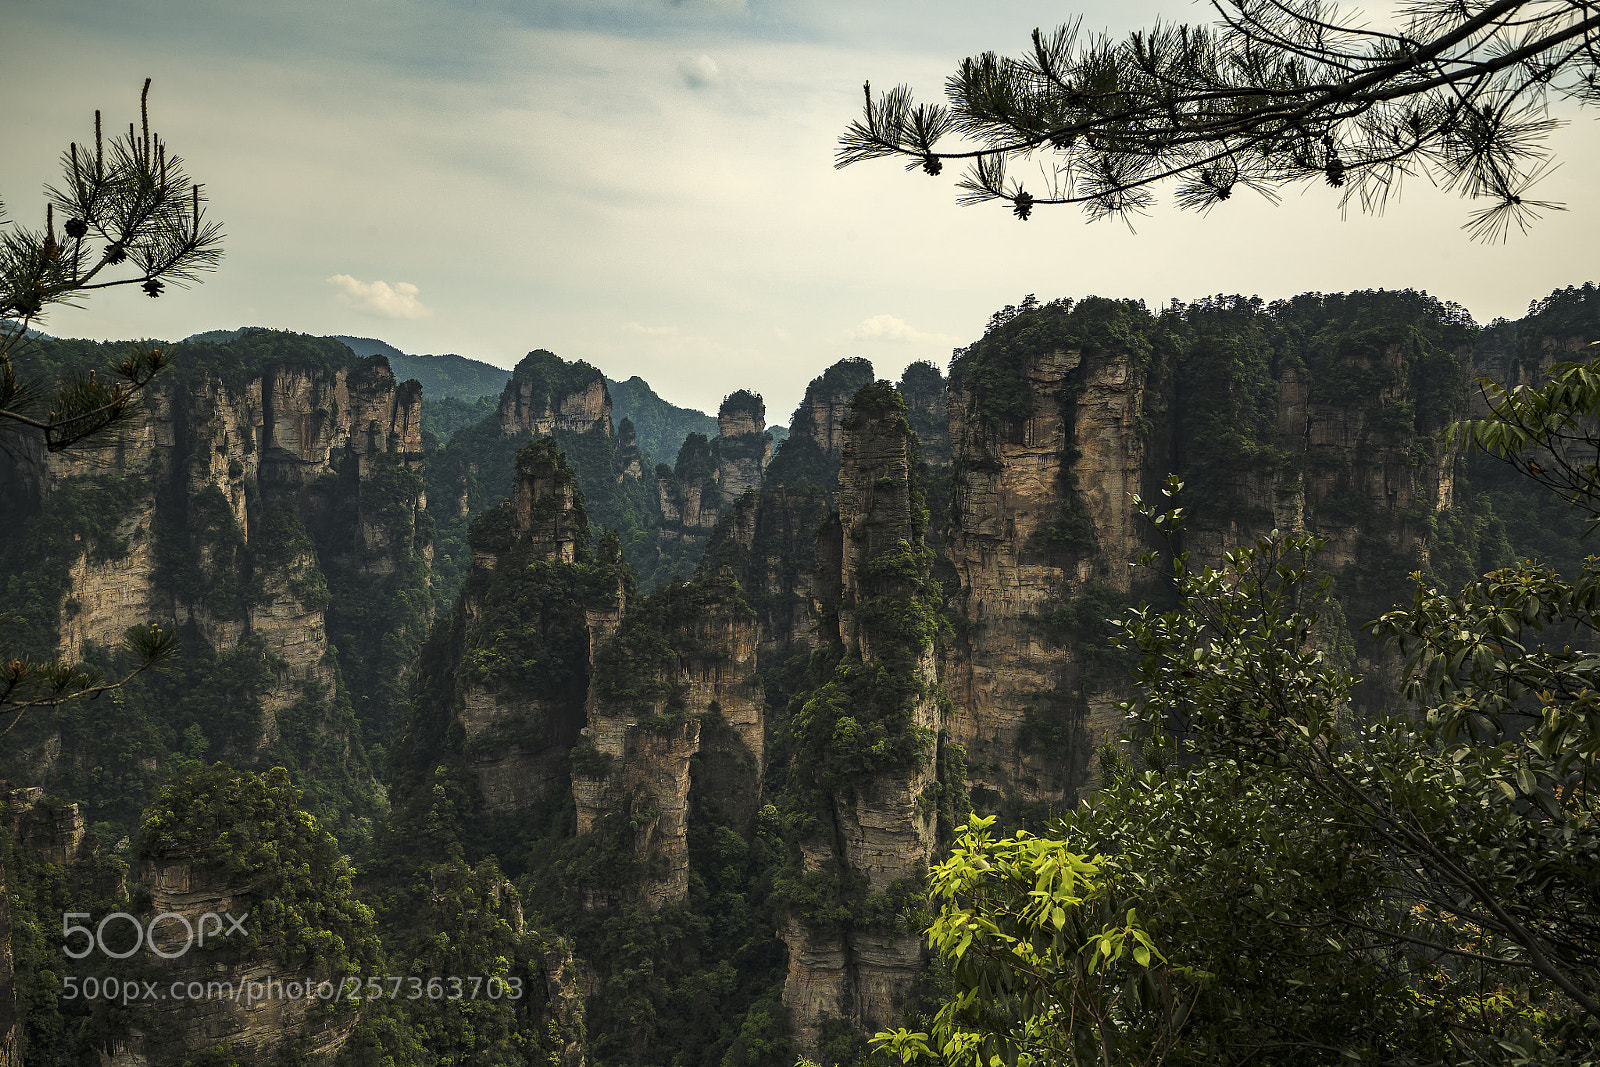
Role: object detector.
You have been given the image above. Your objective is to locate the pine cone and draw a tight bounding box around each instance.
[142,278,164,298]
[105,242,126,265]
[64,217,88,240]
[921,154,942,177]
[1012,192,1034,221]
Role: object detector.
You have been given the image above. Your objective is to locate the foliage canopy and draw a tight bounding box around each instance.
[839,1,1596,238]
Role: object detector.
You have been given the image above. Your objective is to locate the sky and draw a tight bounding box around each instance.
[4,0,1598,419]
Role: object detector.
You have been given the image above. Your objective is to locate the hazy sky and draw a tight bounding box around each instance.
[4,0,1598,418]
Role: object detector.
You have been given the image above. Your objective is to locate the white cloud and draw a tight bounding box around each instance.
[677,53,721,89]
[622,321,680,336]
[846,314,960,346]
[326,274,433,319]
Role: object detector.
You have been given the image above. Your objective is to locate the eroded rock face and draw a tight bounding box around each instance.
[896,361,950,469]
[700,483,830,660]
[764,358,876,500]
[654,431,723,569]
[944,342,1156,807]
[781,383,947,1055]
[0,787,122,1066]
[7,344,428,786]
[455,440,609,814]
[96,860,358,1067]
[498,350,611,439]
[573,576,762,909]
[538,937,590,1067]
[714,392,771,504]
[512,440,588,564]
[616,419,644,481]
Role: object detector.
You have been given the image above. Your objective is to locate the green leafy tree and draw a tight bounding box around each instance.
[838,1,1595,238]
[872,816,1182,1067]
[882,449,1600,1063]
[0,79,217,734]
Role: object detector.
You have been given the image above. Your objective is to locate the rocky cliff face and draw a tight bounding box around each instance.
[0,785,128,1066]
[943,301,1165,810]
[102,856,357,1066]
[713,391,771,504]
[778,381,953,1055]
[932,293,1489,816]
[651,391,773,577]
[10,290,1574,1066]
[499,350,612,439]
[655,433,721,561]
[65,763,383,1067]
[1172,293,1474,710]
[616,418,644,481]
[699,482,830,660]
[573,574,762,909]
[896,360,950,470]
[0,332,428,835]
[689,362,881,669]
[445,439,614,816]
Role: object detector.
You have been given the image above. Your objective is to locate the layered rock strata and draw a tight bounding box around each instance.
[655,433,722,556]
[945,334,1158,806]
[0,335,427,816]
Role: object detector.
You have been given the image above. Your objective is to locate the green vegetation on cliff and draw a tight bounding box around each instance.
[425,351,669,606]
[142,763,381,973]
[763,357,875,496]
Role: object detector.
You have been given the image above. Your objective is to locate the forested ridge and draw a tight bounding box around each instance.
[1,284,1597,1064]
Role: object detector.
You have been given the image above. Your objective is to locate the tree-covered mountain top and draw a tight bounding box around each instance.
[332,334,511,401]
[173,328,381,389]
[674,432,716,485]
[1508,283,1600,372]
[811,356,876,401]
[897,359,944,396]
[950,295,1158,426]
[180,327,252,344]
[22,327,376,392]
[512,348,606,404]
[947,288,1534,431]
[720,389,765,422]
[606,373,718,466]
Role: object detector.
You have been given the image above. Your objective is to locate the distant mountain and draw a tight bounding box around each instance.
[606,375,718,467]
[329,333,405,362]
[332,335,509,401]
[0,323,53,340]
[181,327,251,344]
